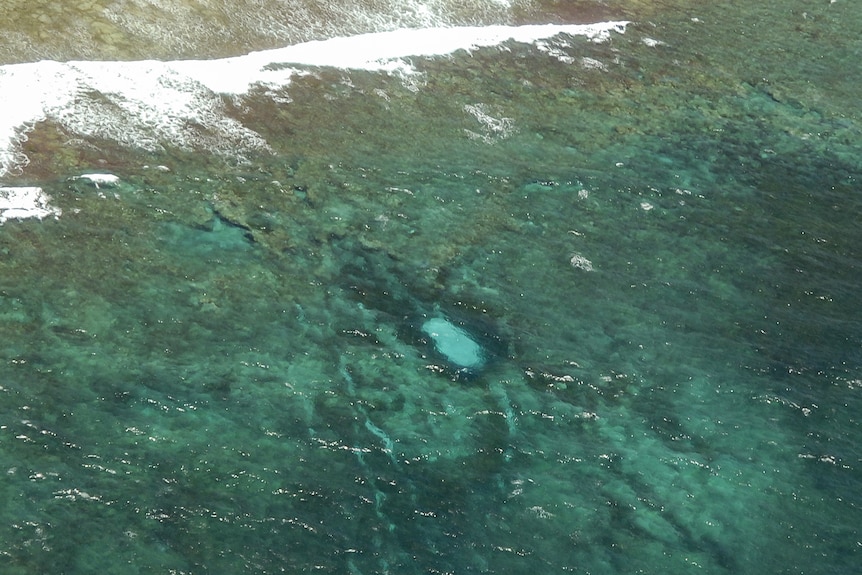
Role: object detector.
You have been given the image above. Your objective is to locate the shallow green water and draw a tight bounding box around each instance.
[2,1,862,574]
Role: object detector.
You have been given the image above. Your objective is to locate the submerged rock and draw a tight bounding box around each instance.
[421,316,487,375]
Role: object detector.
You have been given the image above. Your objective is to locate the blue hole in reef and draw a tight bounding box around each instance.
[421,316,486,371]
[413,312,507,381]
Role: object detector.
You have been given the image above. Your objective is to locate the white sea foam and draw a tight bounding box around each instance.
[0,187,62,223]
[570,253,594,271]
[0,21,628,178]
[463,103,516,143]
[74,173,121,188]
[171,22,628,93]
[102,0,524,58]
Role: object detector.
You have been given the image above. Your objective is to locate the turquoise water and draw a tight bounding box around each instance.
[2,1,862,574]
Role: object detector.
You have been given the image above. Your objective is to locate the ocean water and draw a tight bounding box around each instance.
[1,1,861,574]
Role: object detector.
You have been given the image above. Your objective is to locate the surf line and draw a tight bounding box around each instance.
[0,21,628,179]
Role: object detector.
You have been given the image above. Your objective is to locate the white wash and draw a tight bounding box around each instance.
[0,22,628,178]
